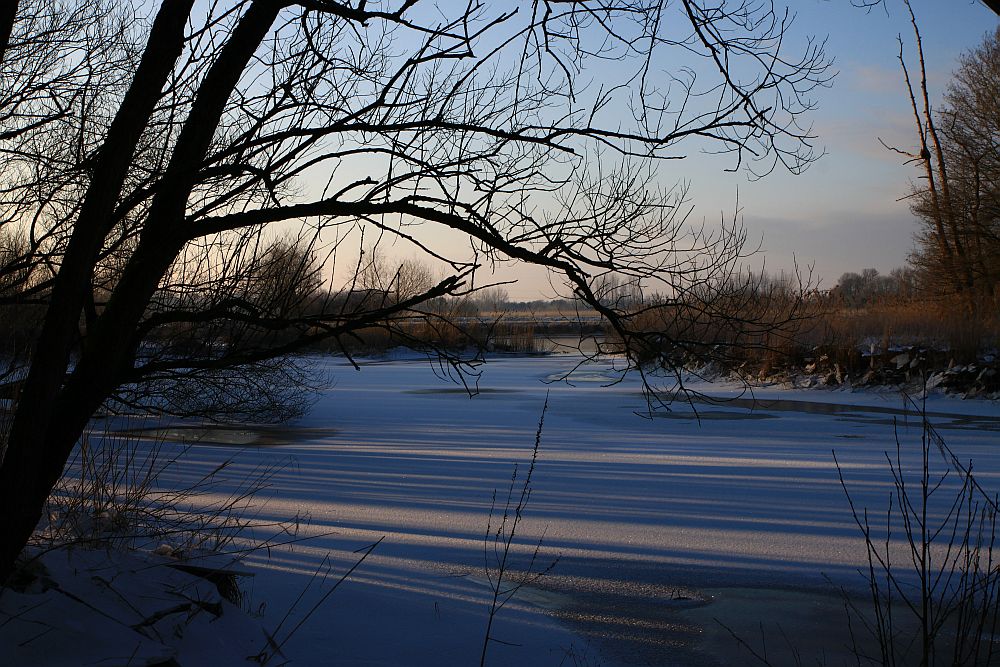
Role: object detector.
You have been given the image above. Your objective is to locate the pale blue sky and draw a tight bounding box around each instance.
[295,1,1000,298]
[675,0,1000,291]
[471,1,1000,297]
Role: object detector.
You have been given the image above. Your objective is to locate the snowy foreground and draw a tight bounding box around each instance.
[5,353,1000,666]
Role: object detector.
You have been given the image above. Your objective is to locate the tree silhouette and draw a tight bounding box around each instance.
[0,0,831,581]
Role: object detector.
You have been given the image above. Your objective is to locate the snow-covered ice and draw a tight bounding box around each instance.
[6,353,1000,665]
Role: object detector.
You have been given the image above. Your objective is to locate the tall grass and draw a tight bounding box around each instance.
[620,289,999,381]
[811,297,999,362]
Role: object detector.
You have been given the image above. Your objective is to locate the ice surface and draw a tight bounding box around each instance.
[7,354,1000,665]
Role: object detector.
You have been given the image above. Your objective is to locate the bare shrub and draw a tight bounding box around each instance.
[33,422,301,596]
[836,398,1000,666]
[608,268,814,378]
[481,398,559,667]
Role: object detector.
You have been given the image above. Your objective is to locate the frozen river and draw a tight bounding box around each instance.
[144,354,1000,666]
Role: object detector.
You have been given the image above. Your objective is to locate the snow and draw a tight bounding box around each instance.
[1,547,272,666]
[4,353,1000,665]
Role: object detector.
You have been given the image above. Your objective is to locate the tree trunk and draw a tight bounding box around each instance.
[0,0,281,585]
[0,0,18,66]
[0,0,195,585]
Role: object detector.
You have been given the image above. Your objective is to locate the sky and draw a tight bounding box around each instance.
[669,0,1000,293]
[478,0,1000,298]
[306,0,1000,299]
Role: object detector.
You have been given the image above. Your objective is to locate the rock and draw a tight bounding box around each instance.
[153,544,176,558]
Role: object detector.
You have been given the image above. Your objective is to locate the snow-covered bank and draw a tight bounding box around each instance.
[6,354,1000,665]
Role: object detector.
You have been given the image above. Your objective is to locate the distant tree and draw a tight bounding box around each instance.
[358,254,436,307]
[889,266,919,299]
[0,0,831,582]
[474,287,510,315]
[834,267,913,306]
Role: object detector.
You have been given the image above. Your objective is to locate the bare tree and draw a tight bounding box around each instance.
[885,5,999,301]
[912,27,1000,297]
[882,1,971,297]
[0,0,832,582]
